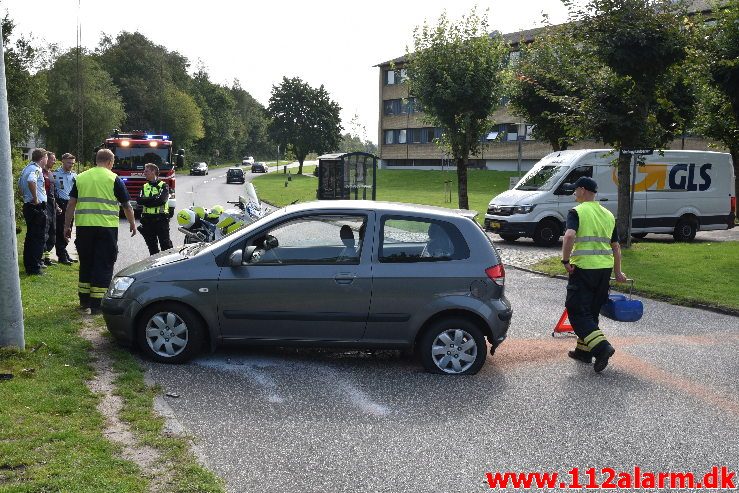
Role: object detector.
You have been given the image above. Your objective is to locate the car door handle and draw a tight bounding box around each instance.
[334,273,356,285]
[599,198,609,201]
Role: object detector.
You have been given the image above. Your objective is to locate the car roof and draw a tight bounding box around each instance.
[281,200,478,221]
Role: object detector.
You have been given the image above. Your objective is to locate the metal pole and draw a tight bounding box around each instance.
[277,144,280,171]
[517,137,522,179]
[626,153,638,248]
[0,25,25,349]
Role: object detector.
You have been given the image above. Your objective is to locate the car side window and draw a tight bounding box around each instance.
[247,214,367,265]
[379,217,469,262]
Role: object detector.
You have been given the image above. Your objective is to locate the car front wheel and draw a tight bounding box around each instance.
[419,318,487,375]
[137,304,204,363]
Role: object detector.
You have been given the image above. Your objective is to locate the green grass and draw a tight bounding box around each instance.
[0,256,146,492]
[531,241,739,311]
[0,233,223,492]
[253,168,517,225]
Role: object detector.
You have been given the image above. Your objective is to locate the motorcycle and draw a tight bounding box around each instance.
[177,182,265,244]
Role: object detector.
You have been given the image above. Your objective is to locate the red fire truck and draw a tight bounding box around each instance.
[99,130,184,218]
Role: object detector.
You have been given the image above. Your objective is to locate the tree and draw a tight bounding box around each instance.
[161,85,204,150]
[507,24,590,151]
[267,77,342,174]
[96,31,191,134]
[570,0,689,241]
[230,81,274,159]
[406,9,508,209]
[42,49,125,159]
[693,1,739,193]
[2,14,46,145]
[190,68,238,161]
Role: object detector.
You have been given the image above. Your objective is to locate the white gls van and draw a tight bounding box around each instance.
[485,149,736,246]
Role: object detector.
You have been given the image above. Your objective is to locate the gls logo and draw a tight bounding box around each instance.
[668,163,712,191]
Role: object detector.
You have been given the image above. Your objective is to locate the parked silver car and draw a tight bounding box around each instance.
[102,201,512,374]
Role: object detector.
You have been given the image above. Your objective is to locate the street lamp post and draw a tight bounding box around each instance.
[277,144,280,172]
[516,122,526,179]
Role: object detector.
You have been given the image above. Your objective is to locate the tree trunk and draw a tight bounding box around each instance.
[615,150,632,246]
[731,147,739,206]
[456,156,469,210]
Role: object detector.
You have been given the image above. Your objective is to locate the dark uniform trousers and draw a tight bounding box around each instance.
[55,198,72,260]
[140,214,172,255]
[22,202,47,274]
[565,266,612,356]
[75,226,118,309]
[43,195,57,257]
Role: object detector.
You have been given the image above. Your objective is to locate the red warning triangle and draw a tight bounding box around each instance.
[554,309,574,333]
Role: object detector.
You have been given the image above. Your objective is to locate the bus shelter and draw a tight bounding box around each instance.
[316,152,377,200]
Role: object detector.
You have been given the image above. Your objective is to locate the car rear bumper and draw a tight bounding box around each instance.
[488,297,512,346]
[101,297,143,347]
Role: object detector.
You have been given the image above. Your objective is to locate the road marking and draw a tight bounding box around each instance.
[194,356,284,403]
[193,354,391,415]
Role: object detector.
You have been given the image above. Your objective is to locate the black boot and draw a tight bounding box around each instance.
[568,350,592,364]
[593,344,616,373]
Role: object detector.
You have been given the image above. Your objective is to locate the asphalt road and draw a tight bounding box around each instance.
[108,168,738,492]
[142,267,738,493]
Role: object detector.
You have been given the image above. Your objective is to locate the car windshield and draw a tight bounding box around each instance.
[112,146,171,171]
[516,165,566,191]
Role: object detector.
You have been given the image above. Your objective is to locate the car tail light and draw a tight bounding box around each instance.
[485,264,505,286]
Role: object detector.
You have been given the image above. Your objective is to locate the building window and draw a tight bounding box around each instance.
[384,130,394,144]
[384,68,407,86]
[410,128,422,143]
[383,100,394,116]
[398,129,407,144]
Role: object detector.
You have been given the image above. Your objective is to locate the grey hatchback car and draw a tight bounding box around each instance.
[102,201,512,374]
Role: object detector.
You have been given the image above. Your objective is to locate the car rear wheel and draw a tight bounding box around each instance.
[419,318,487,375]
[137,303,204,363]
[673,217,698,242]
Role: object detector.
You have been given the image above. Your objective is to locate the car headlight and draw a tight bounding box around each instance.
[108,276,135,298]
[513,205,536,214]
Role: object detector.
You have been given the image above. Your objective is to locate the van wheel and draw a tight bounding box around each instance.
[419,318,487,375]
[137,303,204,364]
[532,219,560,247]
[673,217,698,242]
[631,233,648,239]
[499,234,520,242]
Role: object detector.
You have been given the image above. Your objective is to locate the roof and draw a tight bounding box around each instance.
[282,200,479,219]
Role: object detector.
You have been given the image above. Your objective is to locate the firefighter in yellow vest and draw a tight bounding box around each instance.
[561,177,627,373]
[64,148,136,315]
[137,163,173,255]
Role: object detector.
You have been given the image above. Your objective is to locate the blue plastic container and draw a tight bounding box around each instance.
[600,294,643,322]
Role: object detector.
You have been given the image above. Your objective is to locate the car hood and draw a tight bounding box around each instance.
[115,247,193,279]
[489,189,544,206]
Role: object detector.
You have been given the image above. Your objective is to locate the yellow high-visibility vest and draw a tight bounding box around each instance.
[74,167,119,228]
[571,201,615,269]
[142,181,169,215]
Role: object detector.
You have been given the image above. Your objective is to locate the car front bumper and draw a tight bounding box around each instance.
[484,217,537,236]
[101,296,144,347]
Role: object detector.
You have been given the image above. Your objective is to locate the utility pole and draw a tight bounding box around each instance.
[0,24,25,350]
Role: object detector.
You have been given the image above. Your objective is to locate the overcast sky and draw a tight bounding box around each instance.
[3,0,574,144]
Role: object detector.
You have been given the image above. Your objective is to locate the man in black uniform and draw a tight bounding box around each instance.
[137,163,173,255]
[64,149,137,314]
[42,152,59,266]
[561,177,627,373]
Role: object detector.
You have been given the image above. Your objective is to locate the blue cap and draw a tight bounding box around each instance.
[573,176,598,193]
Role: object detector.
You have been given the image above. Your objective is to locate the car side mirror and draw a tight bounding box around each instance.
[228,246,257,266]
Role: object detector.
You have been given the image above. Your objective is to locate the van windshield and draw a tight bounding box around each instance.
[516,165,565,191]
